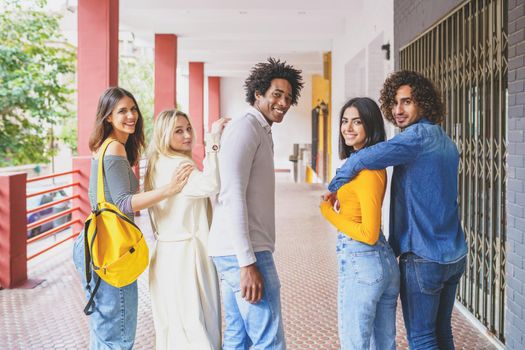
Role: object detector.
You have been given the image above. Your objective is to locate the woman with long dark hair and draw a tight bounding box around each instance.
[72,87,192,349]
[320,97,400,349]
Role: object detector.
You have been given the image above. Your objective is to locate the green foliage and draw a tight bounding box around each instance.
[59,115,77,153]
[0,0,75,166]
[119,56,155,141]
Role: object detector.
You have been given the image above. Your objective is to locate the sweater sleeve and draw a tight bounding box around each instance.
[103,156,135,216]
[180,132,221,198]
[328,126,423,192]
[321,170,385,245]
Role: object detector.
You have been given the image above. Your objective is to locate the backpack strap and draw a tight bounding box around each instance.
[83,218,92,284]
[83,276,101,315]
[96,138,117,204]
[83,217,101,315]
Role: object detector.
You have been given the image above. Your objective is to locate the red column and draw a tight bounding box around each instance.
[0,173,27,288]
[154,34,178,118]
[77,0,119,156]
[208,76,221,130]
[189,62,205,169]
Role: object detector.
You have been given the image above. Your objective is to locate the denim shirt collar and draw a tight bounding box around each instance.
[412,117,431,126]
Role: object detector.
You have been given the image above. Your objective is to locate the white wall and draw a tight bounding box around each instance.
[177,72,189,115]
[220,74,313,172]
[331,0,395,237]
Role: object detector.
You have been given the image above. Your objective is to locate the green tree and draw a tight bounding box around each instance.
[61,48,157,154]
[0,0,75,166]
[119,55,155,141]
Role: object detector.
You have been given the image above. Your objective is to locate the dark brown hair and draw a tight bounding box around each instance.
[339,97,386,160]
[379,70,445,125]
[88,87,145,166]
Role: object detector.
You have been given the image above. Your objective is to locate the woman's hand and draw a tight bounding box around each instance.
[211,117,231,134]
[168,163,193,195]
[320,192,340,211]
[321,191,335,204]
[322,192,339,206]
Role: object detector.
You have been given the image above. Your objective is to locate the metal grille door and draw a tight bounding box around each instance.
[399,0,507,342]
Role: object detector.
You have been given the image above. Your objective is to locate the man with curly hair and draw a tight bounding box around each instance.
[328,70,467,349]
[209,58,303,349]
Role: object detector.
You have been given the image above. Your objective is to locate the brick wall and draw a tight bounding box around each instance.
[506,0,525,348]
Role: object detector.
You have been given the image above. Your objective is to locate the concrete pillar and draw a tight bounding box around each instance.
[154,34,178,118]
[77,0,119,156]
[208,76,221,130]
[0,173,28,288]
[189,62,205,169]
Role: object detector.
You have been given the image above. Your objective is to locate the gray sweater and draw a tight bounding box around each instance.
[88,155,138,220]
[208,107,276,266]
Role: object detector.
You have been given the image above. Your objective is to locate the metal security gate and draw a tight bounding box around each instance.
[399,0,507,343]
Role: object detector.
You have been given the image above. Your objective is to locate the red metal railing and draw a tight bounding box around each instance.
[26,182,81,198]
[26,170,79,183]
[26,169,82,261]
[26,194,79,215]
[27,207,79,231]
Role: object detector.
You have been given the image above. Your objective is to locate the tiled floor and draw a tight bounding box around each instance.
[1,174,499,349]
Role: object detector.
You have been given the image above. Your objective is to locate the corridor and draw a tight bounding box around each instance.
[1,174,496,349]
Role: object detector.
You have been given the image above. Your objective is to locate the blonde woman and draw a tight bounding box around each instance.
[145,110,229,350]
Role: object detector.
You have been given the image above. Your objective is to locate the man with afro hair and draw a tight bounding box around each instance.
[327,70,467,349]
[209,58,303,349]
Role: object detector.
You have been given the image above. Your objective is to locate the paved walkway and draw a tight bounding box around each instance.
[1,174,497,349]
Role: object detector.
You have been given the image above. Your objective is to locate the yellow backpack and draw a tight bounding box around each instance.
[83,138,149,315]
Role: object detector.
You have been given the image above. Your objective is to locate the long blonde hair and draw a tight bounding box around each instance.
[144,109,194,192]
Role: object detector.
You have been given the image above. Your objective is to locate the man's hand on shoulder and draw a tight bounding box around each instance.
[240,263,264,304]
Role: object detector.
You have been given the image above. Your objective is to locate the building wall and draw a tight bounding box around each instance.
[331,1,395,167]
[330,0,394,236]
[393,0,463,69]
[220,74,313,172]
[506,1,525,348]
[331,0,395,171]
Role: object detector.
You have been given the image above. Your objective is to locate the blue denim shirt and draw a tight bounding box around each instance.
[328,118,467,264]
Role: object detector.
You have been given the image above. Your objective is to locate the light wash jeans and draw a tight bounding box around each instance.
[212,251,285,350]
[399,253,466,350]
[337,233,400,350]
[73,232,138,350]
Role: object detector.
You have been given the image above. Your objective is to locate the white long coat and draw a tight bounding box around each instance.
[148,133,221,350]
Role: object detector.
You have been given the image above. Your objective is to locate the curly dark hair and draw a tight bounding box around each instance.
[379,70,444,125]
[244,57,304,106]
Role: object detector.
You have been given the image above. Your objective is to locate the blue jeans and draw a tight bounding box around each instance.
[337,233,400,350]
[212,251,285,350]
[73,232,138,350]
[399,253,466,350]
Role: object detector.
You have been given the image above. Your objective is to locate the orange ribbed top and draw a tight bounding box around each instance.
[321,169,386,245]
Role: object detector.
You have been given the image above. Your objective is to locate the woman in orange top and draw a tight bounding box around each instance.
[320,97,400,350]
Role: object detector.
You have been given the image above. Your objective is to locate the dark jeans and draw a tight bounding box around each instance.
[399,253,466,350]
